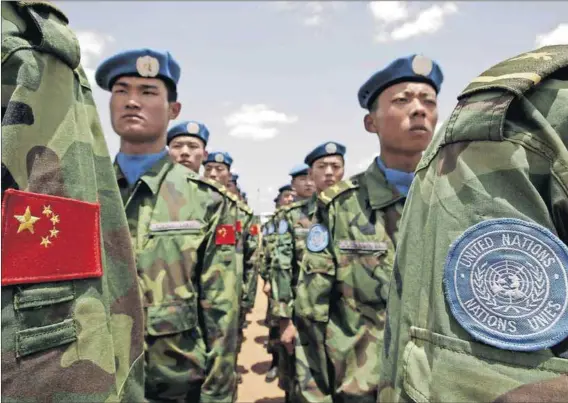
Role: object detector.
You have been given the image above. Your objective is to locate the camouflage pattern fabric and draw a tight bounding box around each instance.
[271,194,318,399]
[242,214,262,311]
[115,156,239,402]
[379,45,568,403]
[1,1,145,401]
[294,166,404,403]
[235,200,254,353]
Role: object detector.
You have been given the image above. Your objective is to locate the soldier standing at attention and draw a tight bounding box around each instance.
[380,45,568,403]
[95,48,240,402]
[294,55,443,403]
[263,185,296,383]
[167,120,210,173]
[275,148,346,402]
[1,2,145,401]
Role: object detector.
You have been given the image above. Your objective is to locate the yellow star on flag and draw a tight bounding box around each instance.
[50,214,60,225]
[42,205,52,216]
[14,206,40,234]
[49,228,59,238]
[40,236,52,248]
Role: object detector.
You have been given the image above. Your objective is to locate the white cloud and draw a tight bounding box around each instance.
[224,104,298,140]
[76,31,114,84]
[369,1,409,24]
[273,1,347,27]
[536,24,568,47]
[370,2,458,43]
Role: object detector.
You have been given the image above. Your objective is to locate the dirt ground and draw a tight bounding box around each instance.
[236,280,285,403]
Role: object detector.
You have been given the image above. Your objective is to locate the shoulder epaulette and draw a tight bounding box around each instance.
[237,200,253,215]
[459,44,568,99]
[188,175,229,196]
[318,179,359,206]
[18,1,69,23]
[286,198,309,212]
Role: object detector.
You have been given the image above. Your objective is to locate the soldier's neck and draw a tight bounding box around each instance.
[120,139,167,155]
[379,152,421,173]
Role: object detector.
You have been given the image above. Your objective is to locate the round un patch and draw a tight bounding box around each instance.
[306,224,329,253]
[444,218,568,352]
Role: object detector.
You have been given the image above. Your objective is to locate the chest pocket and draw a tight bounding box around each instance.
[335,209,390,315]
[137,227,204,336]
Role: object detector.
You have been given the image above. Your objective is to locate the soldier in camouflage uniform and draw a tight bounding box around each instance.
[263,185,297,383]
[294,56,443,403]
[95,49,239,402]
[379,45,568,403]
[167,120,210,174]
[275,154,343,402]
[1,1,145,401]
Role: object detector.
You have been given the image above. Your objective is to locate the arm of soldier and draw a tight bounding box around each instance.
[293,205,337,401]
[273,211,296,319]
[198,195,239,402]
[242,218,260,309]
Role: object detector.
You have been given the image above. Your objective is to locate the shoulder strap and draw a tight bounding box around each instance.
[318,180,359,206]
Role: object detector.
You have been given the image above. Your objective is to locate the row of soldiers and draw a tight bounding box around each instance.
[2,1,567,402]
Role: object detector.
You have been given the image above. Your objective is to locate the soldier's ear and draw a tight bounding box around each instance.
[203,150,209,160]
[364,113,377,134]
[169,101,182,120]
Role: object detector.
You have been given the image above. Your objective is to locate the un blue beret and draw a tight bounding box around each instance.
[289,163,310,178]
[278,184,293,193]
[95,48,181,91]
[304,141,346,166]
[204,151,233,168]
[358,54,443,109]
[230,173,239,183]
[167,121,209,145]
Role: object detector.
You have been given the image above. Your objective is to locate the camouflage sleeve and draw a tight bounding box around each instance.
[242,214,259,309]
[1,2,144,401]
[294,204,336,401]
[198,192,239,402]
[271,210,296,318]
[380,67,568,402]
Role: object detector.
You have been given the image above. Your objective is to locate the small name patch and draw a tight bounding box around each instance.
[150,221,203,232]
[444,218,568,352]
[337,240,388,252]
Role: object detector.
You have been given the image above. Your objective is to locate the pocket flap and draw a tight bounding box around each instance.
[147,298,197,336]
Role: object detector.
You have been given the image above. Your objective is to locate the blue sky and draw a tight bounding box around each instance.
[56,1,567,214]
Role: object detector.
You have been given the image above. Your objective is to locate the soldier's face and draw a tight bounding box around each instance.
[203,162,231,186]
[168,136,207,173]
[292,174,315,199]
[110,76,180,144]
[309,155,345,193]
[365,81,438,155]
[278,190,296,206]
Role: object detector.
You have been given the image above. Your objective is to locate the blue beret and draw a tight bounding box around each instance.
[358,54,443,109]
[230,173,239,183]
[167,120,209,145]
[304,141,346,166]
[289,163,310,178]
[278,184,293,193]
[204,151,233,168]
[95,48,181,91]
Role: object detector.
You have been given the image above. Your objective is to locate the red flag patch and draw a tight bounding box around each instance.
[215,224,236,245]
[236,220,242,233]
[249,224,260,236]
[1,189,103,286]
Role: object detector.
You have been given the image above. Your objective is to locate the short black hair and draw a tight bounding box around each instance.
[109,74,178,102]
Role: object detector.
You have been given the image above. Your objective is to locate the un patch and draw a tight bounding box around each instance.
[444,218,568,352]
[268,222,275,234]
[278,219,289,234]
[306,224,329,253]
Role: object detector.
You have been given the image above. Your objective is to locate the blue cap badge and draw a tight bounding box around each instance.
[444,218,568,352]
[306,224,330,253]
[278,219,289,235]
[167,121,210,146]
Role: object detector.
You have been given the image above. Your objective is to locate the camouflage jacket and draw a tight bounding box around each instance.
[294,161,403,403]
[242,213,261,309]
[271,194,317,318]
[235,200,255,307]
[380,45,568,403]
[115,156,239,402]
[1,2,144,401]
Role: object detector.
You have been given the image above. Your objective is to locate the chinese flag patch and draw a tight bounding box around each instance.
[1,189,103,286]
[215,224,236,245]
[236,220,242,233]
[249,224,260,236]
